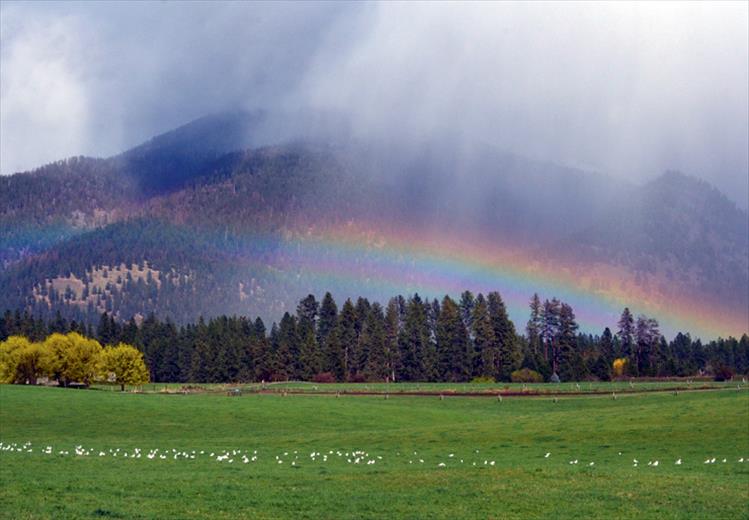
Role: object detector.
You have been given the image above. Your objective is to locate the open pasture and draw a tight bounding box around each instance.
[95,379,737,396]
[1,385,747,519]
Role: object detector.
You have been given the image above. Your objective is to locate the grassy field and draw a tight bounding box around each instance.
[93,379,738,395]
[1,385,747,519]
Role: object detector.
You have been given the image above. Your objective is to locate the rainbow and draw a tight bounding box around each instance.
[244,219,748,340]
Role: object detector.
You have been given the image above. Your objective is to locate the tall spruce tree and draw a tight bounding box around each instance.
[556,303,583,381]
[460,290,476,332]
[487,291,519,381]
[436,295,472,381]
[363,303,389,381]
[317,292,338,348]
[384,298,401,382]
[471,294,495,378]
[541,298,561,371]
[338,299,358,380]
[398,294,430,381]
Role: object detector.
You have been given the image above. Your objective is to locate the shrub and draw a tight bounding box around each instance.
[471,376,495,384]
[713,364,734,382]
[510,368,543,383]
[313,372,336,383]
[348,372,367,383]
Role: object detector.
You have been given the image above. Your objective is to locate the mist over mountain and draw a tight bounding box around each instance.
[2,2,747,207]
[1,111,746,338]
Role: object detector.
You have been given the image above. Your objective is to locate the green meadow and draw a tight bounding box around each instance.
[1,385,747,519]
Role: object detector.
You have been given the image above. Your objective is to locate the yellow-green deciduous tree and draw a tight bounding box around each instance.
[43,332,103,387]
[0,336,49,384]
[612,357,628,378]
[99,343,150,391]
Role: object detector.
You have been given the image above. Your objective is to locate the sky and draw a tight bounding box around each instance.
[1,1,747,207]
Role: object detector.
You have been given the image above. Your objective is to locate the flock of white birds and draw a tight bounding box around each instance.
[1,441,746,469]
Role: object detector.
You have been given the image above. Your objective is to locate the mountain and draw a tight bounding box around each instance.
[1,112,746,337]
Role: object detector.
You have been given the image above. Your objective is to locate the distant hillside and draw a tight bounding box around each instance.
[1,112,746,334]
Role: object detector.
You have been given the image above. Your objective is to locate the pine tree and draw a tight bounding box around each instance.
[296,295,321,380]
[592,327,614,380]
[317,292,338,348]
[556,303,583,381]
[296,294,319,327]
[384,298,401,382]
[275,313,298,380]
[617,307,635,370]
[97,312,113,346]
[487,291,519,381]
[436,295,472,381]
[338,299,358,380]
[471,294,495,379]
[398,294,430,381]
[541,298,560,370]
[420,298,439,382]
[363,303,388,381]
[251,317,271,381]
[526,293,542,350]
[189,339,211,383]
[459,291,475,332]
[324,324,344,381]
[298,325,322,380]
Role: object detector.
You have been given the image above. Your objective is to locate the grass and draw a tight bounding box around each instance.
[92,379,737,395]
[1,384,747,519]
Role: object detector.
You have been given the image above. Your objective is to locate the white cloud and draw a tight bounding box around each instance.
[1,8,93,173]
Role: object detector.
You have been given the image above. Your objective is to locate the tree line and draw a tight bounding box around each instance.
[1,290,747,384]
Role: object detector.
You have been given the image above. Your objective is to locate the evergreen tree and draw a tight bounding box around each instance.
[471,294,495,378]
[541,298,560,370]
[296,295,321,380]
[459,290,476,332]
[298,324,322,380]
[487,291,519,380]
[251,317,272,381]
[317,292,338,348]
[384,298,401,382]
[617,307,635,369]
[363,303,389,381]
[592,327,614,380]
[556,303,583,381]
[275,313,298,380]
[398,294,430,381]
[436,295,472,381]
[297,294,319,328]
[526,293,542,352]
[338,299,358,380]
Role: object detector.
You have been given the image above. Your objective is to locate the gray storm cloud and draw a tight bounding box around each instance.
[1,1,747,206]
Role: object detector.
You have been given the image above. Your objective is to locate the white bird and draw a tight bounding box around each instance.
[438,462,446,467]
[711,458,716,463]
[722,459,727,463]
[633,459,638,464]
[739,458,744,463]
[545,452,551,458]
[675,459,682,465]
[652,461,659,467]
[589,462,595,466]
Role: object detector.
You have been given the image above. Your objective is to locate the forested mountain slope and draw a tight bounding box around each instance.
[1,112,746,336]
